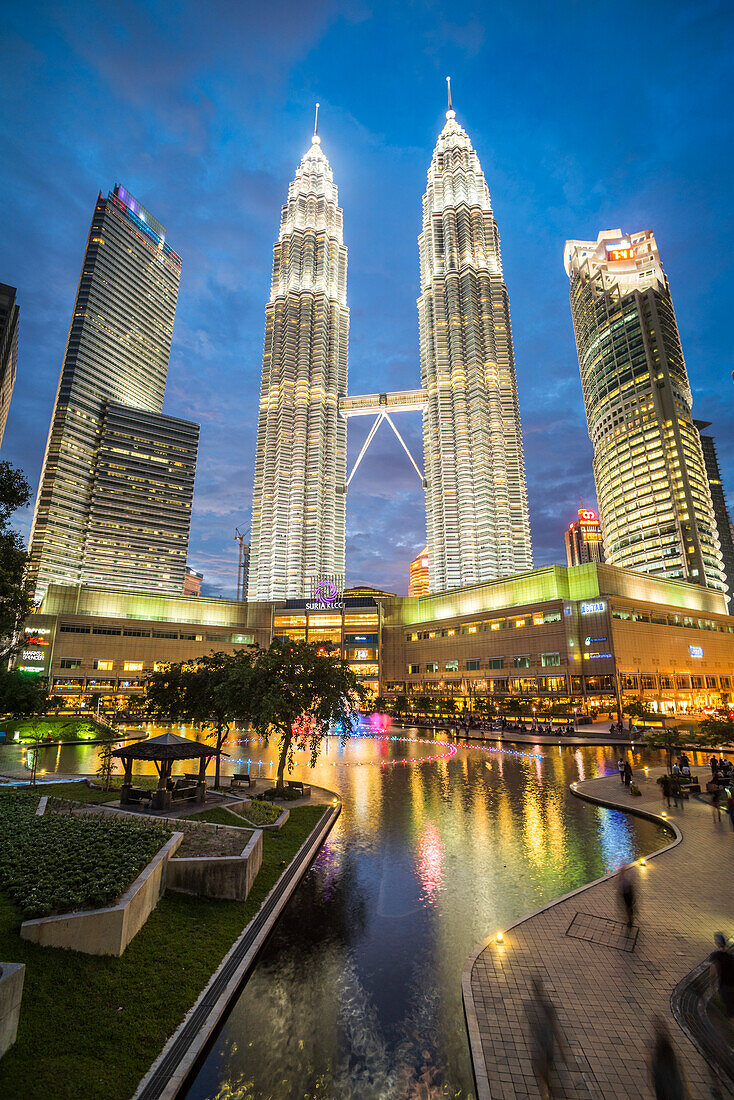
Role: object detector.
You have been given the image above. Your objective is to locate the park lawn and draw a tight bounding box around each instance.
[18,778,160,803]
[0,803,327,1100]
[190,804,247,827]
[0,715,101,742]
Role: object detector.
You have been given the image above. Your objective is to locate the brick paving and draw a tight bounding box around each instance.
[463,765,734,1099]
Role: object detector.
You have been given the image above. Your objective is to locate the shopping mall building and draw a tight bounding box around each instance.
[18,563,734,716]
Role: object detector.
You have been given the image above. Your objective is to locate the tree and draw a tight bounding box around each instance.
[393,694,408,716]
[0,667,48,717]
[229,640,367,791]
[697,717,734,751]
[0,462,34,660]
[643,725,700,773]
[371,695,388,713]
[624,698,653,720]
[145,651,251,788]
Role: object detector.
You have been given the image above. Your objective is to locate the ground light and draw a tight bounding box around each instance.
[495,931,504,944]
[639,858,647,866]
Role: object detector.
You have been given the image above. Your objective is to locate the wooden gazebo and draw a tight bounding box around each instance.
[112,732,227,810]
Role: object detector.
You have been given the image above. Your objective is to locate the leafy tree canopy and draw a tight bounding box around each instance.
[0,668,48,718]
[0,462,33,659]
[697,716,734,748]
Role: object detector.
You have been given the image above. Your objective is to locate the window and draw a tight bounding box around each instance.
[153,662,169,672]
[706,676,718,689]
[123,629,150,637]
[466,659,481,671]
[533,613,545,626]
[426,662,438,673]
[59,623,90,634]
[541,676,566,692]
[641,676,657,690]
[691,675,703,689]
[93,659,113,671]
[487,657,504,669]
[720,676,731,689]
[513,655,531,669]
[675,675,689,689]
[543,610,562,624]
[92,627,121,636]
[445,660,459,672]
[153,631,178,639]
[490,620,503,631]
[514,619,526,628]
[206,634,228,642]
[541,652,560,667]
[123,661,144,672]
[231,634,254,645]
[179,633,197,641]
[59,658,82,669]
[408,664,420,674]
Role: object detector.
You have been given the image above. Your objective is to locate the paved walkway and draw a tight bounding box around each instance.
[463,766,734,1099]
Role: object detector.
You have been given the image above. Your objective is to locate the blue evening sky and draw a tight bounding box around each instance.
[1,0,733,596]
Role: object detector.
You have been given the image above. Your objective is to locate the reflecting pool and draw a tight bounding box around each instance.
[1,727,669,1098]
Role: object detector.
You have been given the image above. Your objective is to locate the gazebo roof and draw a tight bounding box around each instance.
[112,732,227,761]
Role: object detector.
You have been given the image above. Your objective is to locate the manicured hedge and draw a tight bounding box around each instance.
[0,793,170,918]
[239,799,282,825]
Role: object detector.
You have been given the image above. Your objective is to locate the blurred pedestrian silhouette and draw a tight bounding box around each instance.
[711,787,722,825]
[618,864,637,928]
[623,760,633,788]
[650,1016,688,1099]
[709,933,734,1018]
[525,975,567,1099]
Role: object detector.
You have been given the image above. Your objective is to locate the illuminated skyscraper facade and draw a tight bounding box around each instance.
[28,185,198,599]
[418,99,532,593]
[565,229,725,593]
[564,506,604,567]
[408,546,429,596]
[0,283,19,448]
[248,121,348,601]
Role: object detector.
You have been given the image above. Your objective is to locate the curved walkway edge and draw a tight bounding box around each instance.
[462,767,734,1099]
[133,798,341,1100]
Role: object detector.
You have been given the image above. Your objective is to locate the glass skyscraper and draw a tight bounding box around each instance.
[419,100,532,593]
[248,120,348,601]
[28,184,198,600]
[0,283,19,449]
[564,229,725,593]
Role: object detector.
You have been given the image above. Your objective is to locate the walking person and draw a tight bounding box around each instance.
[623,760,633,789]
[618,864,638,928]
[617,756,625,784]
[660,772,672,809]
[525,976,566,1099]
[711,786,722,825]
[650,1016,688,1099]
[709,933,734,1018]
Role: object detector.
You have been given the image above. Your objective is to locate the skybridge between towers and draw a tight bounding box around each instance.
[339,389,427,489]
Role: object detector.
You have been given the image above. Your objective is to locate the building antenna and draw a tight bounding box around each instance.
[313,102,320,139]
[446,76,452,111]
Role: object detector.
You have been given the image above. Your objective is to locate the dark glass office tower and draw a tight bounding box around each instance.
[0,283,19,448]
[28,185,198,599]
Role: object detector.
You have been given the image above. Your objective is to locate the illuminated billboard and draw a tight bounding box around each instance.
[605,241,636,263]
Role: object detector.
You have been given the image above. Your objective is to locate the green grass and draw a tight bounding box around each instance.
[0,715,101,743]
[0,803,327,1100]
[234,799,282,826]
[9,778,160,803]
[188,805,247,827]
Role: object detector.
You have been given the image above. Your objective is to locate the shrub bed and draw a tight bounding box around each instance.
[235,799,282,826]
[0,793,170,917]
[260,786,303,802]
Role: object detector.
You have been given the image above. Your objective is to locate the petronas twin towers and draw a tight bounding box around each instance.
[248,92,532,601]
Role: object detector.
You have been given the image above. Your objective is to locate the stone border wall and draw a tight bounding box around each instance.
[20,832,183,956]
[167,829,263,901]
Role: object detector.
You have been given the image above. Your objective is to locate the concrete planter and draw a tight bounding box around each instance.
[237,803,289,831]
[20,832,183,956]
[0,964,24,1058]
[167,829,263,901]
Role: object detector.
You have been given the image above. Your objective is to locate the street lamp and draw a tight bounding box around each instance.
[573,706,577,733]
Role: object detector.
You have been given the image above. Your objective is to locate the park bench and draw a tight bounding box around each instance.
[286,780,311,798]
[170,784,198,802]
[126,786,152,805]
[230,773,255,789]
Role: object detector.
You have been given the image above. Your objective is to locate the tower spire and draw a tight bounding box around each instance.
[312,102,320,144]
[445,76,455,120]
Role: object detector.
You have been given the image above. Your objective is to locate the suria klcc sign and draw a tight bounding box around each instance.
[306,579,344,611]
[580,601,605,615]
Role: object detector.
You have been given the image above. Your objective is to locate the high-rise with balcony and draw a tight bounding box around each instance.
[694,420,734,598]
[419,92,532,593]
[564,229,725,594]
[0,283,19,448]
[248,115,348,601]
[28,184,198,600]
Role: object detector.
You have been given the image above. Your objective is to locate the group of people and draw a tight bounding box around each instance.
[710,754,734,780]
[616,755,634,788]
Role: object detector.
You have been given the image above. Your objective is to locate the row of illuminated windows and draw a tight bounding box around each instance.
[611,608,734,633]
[408,653,561,674]
[405,610,562,642]
[621,674,731,691]
[57,623,253,643]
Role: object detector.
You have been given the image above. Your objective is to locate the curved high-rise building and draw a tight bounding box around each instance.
[564,229,726,593]
[248,116,348,601]
[418,95,532,593]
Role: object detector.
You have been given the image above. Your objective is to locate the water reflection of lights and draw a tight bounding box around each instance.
[224,732,544,770]
[416,822,444,902]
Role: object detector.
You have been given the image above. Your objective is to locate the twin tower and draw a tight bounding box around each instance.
[247,95,533,601]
